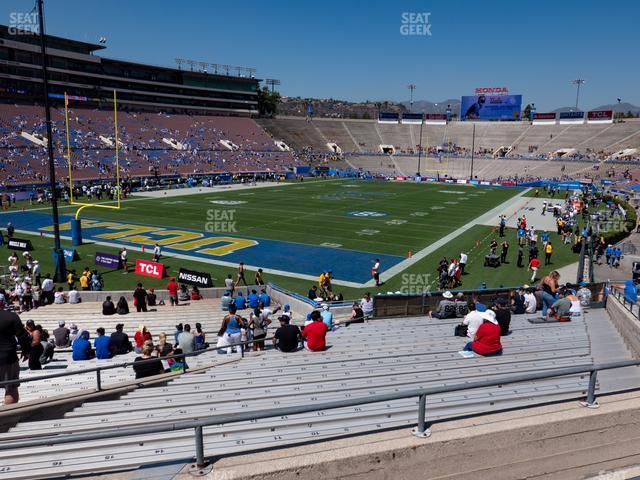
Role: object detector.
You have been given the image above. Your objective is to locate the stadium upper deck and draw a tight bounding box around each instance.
[0,25,259,115]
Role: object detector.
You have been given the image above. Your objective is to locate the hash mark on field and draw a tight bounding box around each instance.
[356,229,380,236]
[410,212,429,216]
[385,219,407,225]
[431,206,444,210]
[444,201,459,205]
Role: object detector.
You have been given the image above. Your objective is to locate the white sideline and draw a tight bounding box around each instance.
[369,188,531,287]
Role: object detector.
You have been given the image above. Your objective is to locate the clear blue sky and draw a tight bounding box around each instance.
[2,0,637,110]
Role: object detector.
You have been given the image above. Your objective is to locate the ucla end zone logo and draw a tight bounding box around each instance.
[347,211,388,218]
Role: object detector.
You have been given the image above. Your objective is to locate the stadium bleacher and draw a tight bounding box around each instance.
[0,309,611,479]
[0,104,301,185]
[11,299,235,403]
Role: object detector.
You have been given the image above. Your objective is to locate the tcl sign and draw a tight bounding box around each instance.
[474,87,509,95]
[135,259,165,279]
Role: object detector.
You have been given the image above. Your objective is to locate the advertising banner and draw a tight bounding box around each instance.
[378,112,400,124]
[460,95,522,120]
[95,252,121,269]
[178,267,213,288]
[424,113,447,125]
[559,111,585,124]
[587,110,613,123]
[533,112,557,125]
[135,259,165,279]
[63,248,78,262]
[401,113,423,124]
[7,238,33,251]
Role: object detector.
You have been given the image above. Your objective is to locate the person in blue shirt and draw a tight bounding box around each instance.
[517,228,525,246]
[234,292,247,310]
[94,327,113,359]
[247,289,260,309]
[605,245,614,266]
[320,304,333,329]
[259,289,271,307]
[541,231,550,246]
[72,331,95,361]
[221,291,232,311]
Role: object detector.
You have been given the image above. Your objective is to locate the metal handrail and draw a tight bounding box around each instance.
[0,334,275,390]
[610,286,640,319]
[1,358,639,471]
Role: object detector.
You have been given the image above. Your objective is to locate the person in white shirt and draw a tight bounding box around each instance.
[459,252,468,275]
[224,274,235,295]
[120,248,128,274]
[524,288,537,314]
[152,243,162,262]
[361,292,374,318]
[54,287,67,304]
[462,303,484,339]
[41,273,55,305]
[68,288,81,304]
[372,258,381,286]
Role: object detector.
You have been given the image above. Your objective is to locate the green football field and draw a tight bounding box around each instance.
[4,179,583,298]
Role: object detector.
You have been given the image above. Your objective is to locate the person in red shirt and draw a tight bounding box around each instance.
[166,277,179,306]
[301,311,328,352]
[133,325,152,354]
[528,256,540,282]
[463,310,502,356]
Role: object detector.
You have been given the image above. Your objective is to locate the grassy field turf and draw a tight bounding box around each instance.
[2,180,583,298]
[20,180,519,256]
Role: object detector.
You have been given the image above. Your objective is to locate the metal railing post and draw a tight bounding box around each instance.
[411,393,431,438]
[580,370,599,408]
[194,425,207,469]
[182,355,187,373]
[241,342,245,358]
[95,368,102,391]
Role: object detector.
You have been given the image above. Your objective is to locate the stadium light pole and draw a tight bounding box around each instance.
[470,123,476,180]
[37,0,66,282]
[407,84,416,113]
[570,79,586,110]
[417,114,424,175]
[265,79,281,93]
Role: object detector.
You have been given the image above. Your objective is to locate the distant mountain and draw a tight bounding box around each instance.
[591,102,640,115]
[553,103,640,115]
[552,106,580,113]
[401,99,460,114]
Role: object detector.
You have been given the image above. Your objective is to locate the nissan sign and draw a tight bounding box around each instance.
[178,267,213,288]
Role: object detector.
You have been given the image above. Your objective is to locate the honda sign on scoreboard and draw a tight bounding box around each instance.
[135,259,165,279]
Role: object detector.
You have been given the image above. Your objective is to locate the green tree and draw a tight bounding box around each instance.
[257,86,281,117]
